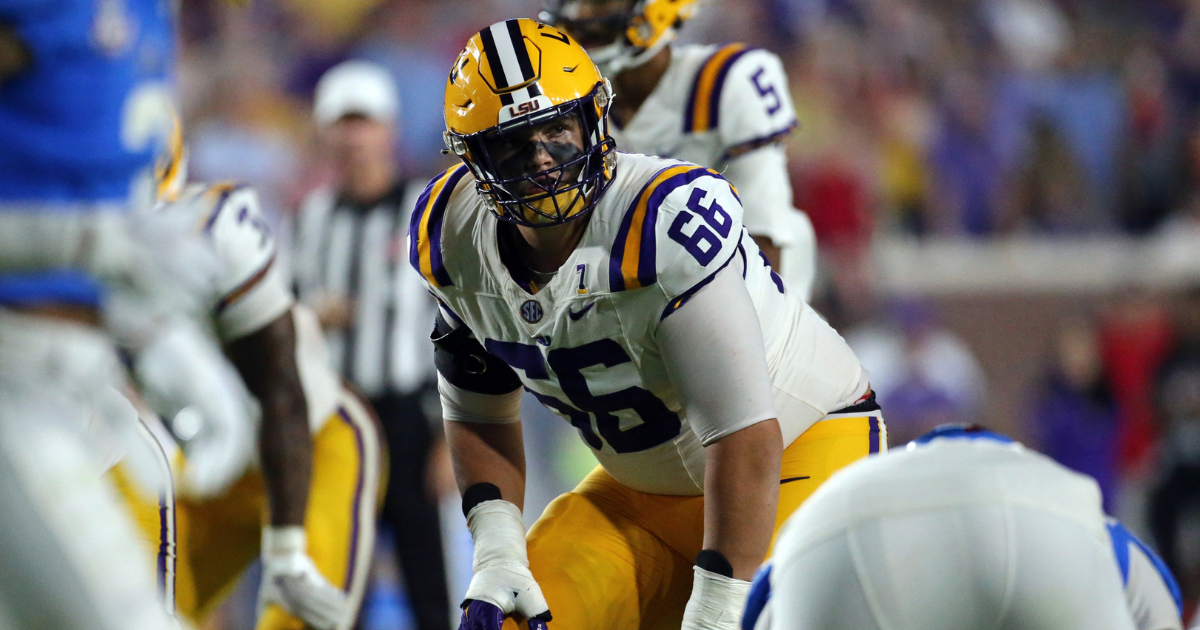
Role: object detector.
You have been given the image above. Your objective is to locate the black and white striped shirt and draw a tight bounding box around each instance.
[292,182,436,399]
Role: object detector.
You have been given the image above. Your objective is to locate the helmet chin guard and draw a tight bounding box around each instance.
[446,83,616,227]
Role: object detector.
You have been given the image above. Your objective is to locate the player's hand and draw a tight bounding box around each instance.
[458,600,550,630]
[462,562,550,622]
[132,319,255,498]
[681,565,753,630]
[462,499,551,625]
[259,526,348,630]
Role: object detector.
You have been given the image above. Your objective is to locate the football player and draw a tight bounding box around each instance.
[745,425,1182,630]
[0,1,213,629]
[540,0,817,298]
[418,20,881,630]
[130,170,385,630]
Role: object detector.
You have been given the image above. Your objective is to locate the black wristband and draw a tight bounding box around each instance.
[695,549,735,578]
[461,482,503,517]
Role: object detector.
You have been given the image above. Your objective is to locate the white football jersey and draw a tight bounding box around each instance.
[610,44,797,169]
[762,437,1176,630]
[610,43,814,292]
[166,183,341,432]
[411,152,862,495]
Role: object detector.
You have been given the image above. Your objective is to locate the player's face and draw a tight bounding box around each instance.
[485,112,586,198]
[555,0,636,49]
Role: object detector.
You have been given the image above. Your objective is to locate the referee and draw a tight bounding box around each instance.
[293,60,450,630]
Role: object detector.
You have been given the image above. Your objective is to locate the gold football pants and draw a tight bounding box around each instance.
[507,413,887,630]
[173,389,384,630]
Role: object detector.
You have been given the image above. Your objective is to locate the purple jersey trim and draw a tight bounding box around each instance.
[610,165,722,292]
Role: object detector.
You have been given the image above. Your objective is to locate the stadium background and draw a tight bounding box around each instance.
[173,0,1200,626]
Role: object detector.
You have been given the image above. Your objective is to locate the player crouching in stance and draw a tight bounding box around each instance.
[415,19,882,630]
[746,425,1184,630]
[122,144,385,630]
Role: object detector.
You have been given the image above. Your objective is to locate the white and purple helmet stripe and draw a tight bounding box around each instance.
[479,20,538,107]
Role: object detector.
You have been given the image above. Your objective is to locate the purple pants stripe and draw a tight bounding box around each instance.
[157,490,168,597]
[339,406,367,592]
[868,416,880,454]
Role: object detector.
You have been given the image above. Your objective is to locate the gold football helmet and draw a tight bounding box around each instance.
[444,18,616,227]
[540,0,699,76]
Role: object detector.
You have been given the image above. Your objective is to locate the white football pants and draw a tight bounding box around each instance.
[772,504,1137,630]
[0,310,176,630]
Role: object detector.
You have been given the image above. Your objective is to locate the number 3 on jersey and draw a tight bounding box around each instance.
[485,338,682,453]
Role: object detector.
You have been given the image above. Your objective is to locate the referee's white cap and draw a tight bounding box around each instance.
[313,60,400,128]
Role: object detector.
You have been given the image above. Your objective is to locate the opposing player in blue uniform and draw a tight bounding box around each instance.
[745,425,1183,630]
[0,2,219,629]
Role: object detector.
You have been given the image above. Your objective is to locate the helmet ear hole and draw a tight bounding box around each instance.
[444,132,468,157]
[595,80,612,109]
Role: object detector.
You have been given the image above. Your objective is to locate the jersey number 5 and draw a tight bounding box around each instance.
[751,67,782,116]
[485,338,682,453]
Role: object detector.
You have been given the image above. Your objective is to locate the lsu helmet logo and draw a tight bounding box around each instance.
[508,100,541,118]
[498,95,553,124]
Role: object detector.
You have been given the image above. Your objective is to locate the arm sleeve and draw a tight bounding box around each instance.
[721,144,797,247]
[655,263,777,446]
[430,310,522,396]
[431,309,523,424]
[438,373,522,424]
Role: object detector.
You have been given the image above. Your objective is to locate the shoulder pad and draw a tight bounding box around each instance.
[607,164,743,310]
[716,48,798,157]
[683,43,758,134]
[682,45,797,154]
[201,184,278,313]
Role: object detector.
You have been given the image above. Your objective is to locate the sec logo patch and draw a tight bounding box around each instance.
[520,300,543,323]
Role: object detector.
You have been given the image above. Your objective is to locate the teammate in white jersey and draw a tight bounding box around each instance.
[130,177,383,630]
[744,425,1183,630]
[540,0,817,297]
[416,20,880,630]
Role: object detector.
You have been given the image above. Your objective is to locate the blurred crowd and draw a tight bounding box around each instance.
[173,0,1200,241]
[764,0,1200,242]
[170,0,1200,624]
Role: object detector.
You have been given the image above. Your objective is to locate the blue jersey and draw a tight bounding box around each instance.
[0,0,174,308]
[0,0,174,204]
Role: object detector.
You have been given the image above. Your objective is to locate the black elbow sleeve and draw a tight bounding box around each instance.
[431,312,521,395]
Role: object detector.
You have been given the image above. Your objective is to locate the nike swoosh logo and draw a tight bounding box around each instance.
[780,476,810,484]
[568,302,595,321]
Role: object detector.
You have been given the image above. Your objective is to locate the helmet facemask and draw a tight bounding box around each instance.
[448,83,616,227]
